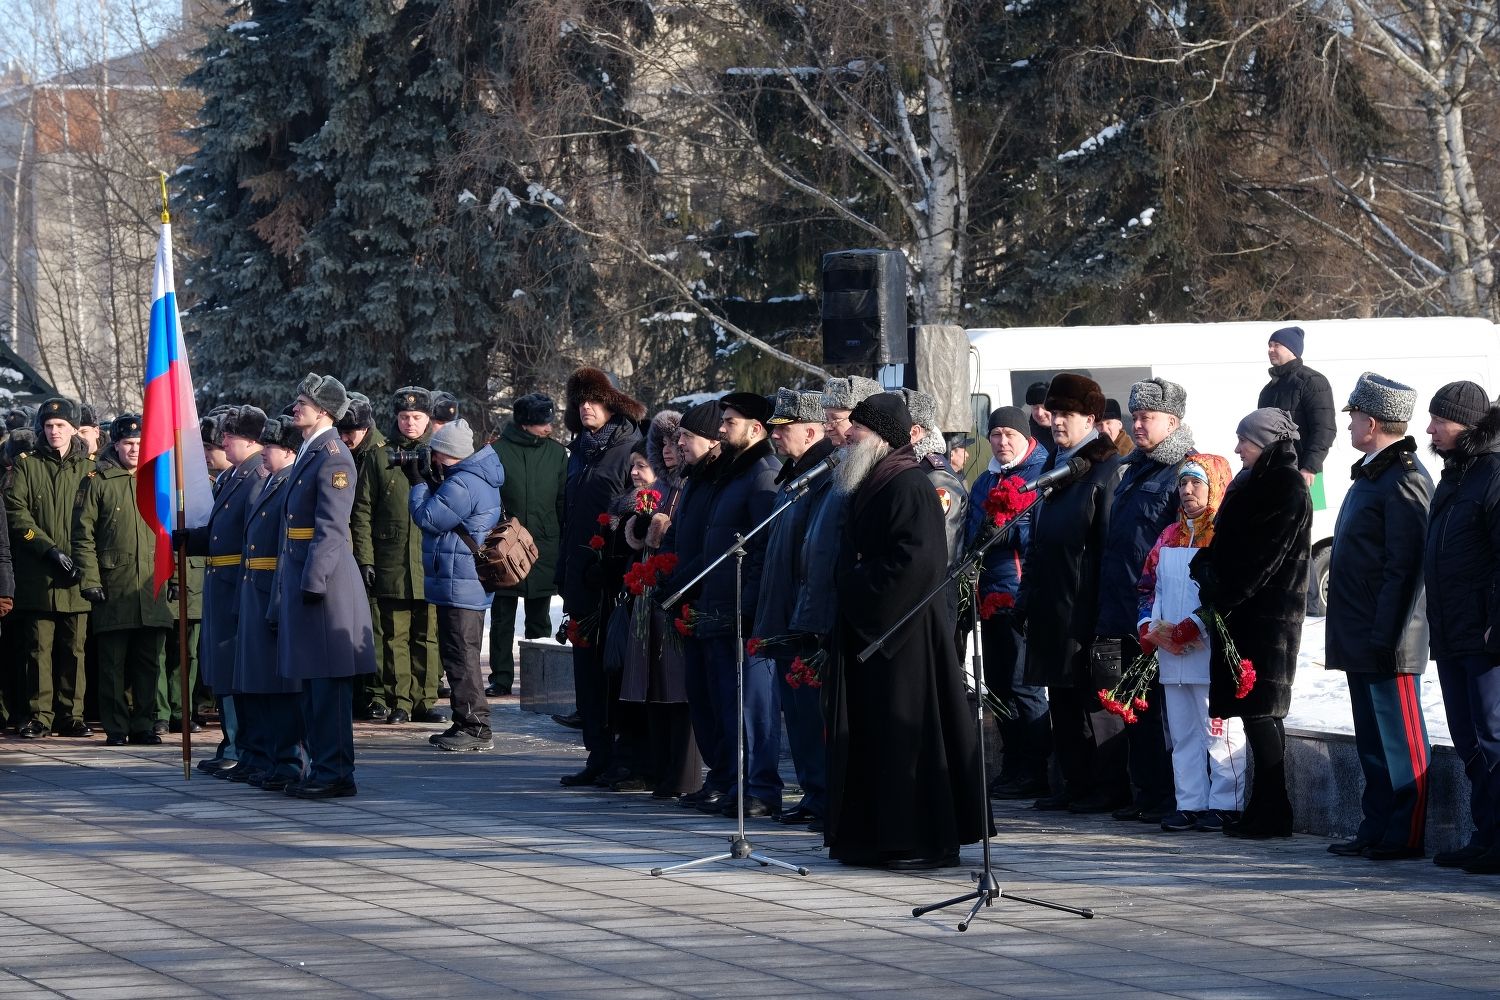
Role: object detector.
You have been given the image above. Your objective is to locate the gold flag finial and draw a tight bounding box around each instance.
[159,172,170,225]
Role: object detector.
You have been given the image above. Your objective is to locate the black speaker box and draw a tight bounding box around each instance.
[820,249,908,366]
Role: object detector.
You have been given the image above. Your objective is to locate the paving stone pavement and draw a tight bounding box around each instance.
[1,701,1498,999]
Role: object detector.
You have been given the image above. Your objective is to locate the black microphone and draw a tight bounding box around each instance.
[1021,455,1091,493]
[786,450,841,494]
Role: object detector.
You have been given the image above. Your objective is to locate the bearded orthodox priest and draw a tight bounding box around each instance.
[825,392,991,870]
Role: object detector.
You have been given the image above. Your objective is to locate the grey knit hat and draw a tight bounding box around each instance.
[1343,372,1416,423]
[821,375,883,411]
[296,373,351,420]
[429,417,476,460]
[1235,407,1301,448]
[1429,381,1491,428]
[1128,377,1187,418]
[766,387,824,425]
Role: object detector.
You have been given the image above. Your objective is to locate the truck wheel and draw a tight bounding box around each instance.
[1306,544,1330,617]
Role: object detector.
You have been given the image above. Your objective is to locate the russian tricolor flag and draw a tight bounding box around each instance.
[138,221,212,595]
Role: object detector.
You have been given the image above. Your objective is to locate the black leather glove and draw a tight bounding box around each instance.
[167,580,180,603]
[301,590,324,605]
[46,547,80,582]
[581,562,605,590]
[360,565,376,591]
[81,587,106,604]
[171,528,190,551]
[400,460,424,487]
[423,461,447,489]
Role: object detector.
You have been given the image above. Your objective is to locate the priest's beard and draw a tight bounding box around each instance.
[833,436,890,496]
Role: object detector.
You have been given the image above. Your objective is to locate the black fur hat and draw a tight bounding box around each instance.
[258,414,302,451]
[37,396,81,427]
[564,367,645,434]
[513,392,555,427]
[336,392,374,433]
[110,414,142,442]
[432,391,459,423]
[393,386,433,415]
[79,403,100,428]
[221,405,268,442]
[6,409,27,431]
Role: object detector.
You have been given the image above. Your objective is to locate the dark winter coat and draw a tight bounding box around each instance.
[1095,426,1196,636]
[1258,359,1337,474]
[70,448,172,633]
[557,415,641,617]
[966,443,1047,597]
[491,421,566,599]
[185,452,263,691]
[1018,434,1124,687]
[0,497,13,627]
[409,447,505,611]
[234,466,299,694]
[1190,438,1312,718]
[1326,438,1431,674]
[696,438,780,637]
[753,437,836,641]
[5,436,92,613]
[790,464,851,636]
[351,427,428,601]
[271,430,376,681]
[1424,406,1500,661]
[662,451,724,608]
[828,451,989,862]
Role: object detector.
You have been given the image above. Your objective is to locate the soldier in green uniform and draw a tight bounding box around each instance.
[352,387,443,724]
[338,392,388,720]
[488,392,565,696]
[6,396,94,738]
[72,415,173,745]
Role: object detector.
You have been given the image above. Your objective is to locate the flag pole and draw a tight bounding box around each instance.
[162,173,192,782]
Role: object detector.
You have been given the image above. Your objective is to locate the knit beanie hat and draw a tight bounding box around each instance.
[679,399,722,441]
[37,396,80,427]
[296,373,351,421]
[429,417,476,460]
[393,386,433,416]
[1235,407,1301,448]
[1044,373,1106,420]
[1103,398,1123,422]
[987,405,1031,438]
[1128,377,1187,418]
[109,414,142,441]
[513,393,555,427]
[850,392,914,450]
[336,392,374,433]
[1269,326,1305,358]
[1429,381,1491,428]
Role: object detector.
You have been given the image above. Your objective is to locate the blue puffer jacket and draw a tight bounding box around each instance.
[409,448,505,611]
[966,442,1047,597]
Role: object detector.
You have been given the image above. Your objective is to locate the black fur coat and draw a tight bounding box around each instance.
[1190,438,1312,719]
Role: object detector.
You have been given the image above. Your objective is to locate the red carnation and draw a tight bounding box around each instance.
[983,475,1029,529]
[654,553,679,575]
[635,488,662,513]
[747,638,762,656]
[596,513,612,526]
[588,534,606,550]
[673,618,691,637]
[1132,696,1149,712]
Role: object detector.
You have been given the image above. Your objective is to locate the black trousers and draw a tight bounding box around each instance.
[1048,680,1128,798]
[436,605,489,736]
[1114,632,1174,810]
[980,613,1050,782]
[300,676,355,785]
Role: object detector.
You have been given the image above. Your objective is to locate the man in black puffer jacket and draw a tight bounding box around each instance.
[1423,382,1500,873]
[1257,325,1336,486]
[556,368,645,788]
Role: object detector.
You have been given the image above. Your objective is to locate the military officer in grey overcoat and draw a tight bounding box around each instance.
[273,373,377,799]
[178,405,267,776]
[233,416,305,792]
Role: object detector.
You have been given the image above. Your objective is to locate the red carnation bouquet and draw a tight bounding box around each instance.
[635,488,663,514]
[977,591,1015,621]
[1202,606,1256,699]
[784,652,825,690]
[983,475,1029,531]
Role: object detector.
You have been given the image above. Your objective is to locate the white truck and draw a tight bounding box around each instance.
[960,316,1500,614]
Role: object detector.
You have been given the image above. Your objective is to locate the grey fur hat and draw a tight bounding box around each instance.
[432,391,459,423]
[1344,372,1417,423]
[900,388,939,432]
[393,386,433,416]
[296,373,351,421]
[1128,377,1187,418]
[821,375,883,411]
[767,388,824,425]
[336,392,374,432]
[221,405,268,442]
[258,415,301,452]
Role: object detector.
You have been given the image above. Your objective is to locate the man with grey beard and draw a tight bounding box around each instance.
[826,392,988,870]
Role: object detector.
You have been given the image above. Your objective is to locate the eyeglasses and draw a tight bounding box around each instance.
[824,415,851,429]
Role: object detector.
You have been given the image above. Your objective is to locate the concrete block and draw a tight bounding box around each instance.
[519,640,574,716]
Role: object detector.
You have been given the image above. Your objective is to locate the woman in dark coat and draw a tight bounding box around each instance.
[1190,407,1312,839]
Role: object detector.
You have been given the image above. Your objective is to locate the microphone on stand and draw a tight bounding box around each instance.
[786,450,841,495]
[1021,454,1091,493]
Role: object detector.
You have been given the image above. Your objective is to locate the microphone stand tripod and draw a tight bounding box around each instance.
[650,477,827,879]
[858,487,1095,930]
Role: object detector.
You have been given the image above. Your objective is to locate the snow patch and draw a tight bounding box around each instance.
[640,311,697,324]
[625,143,660,174]
[732,230,757,239]
[457,189,478,206]
[559,18,576,36]
[227,20,260,33]
[1057,122,1124,161]
[525,183,565,208]
[0,367,21,383]
[491,187,521,215]
[766,294,808,303]
[511,289,527,299]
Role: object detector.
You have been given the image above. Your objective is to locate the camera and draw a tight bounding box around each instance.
[386,444,432,472]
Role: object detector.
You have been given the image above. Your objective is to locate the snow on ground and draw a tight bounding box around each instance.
[1291,617,1450,746]
[481,601,1452,746]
